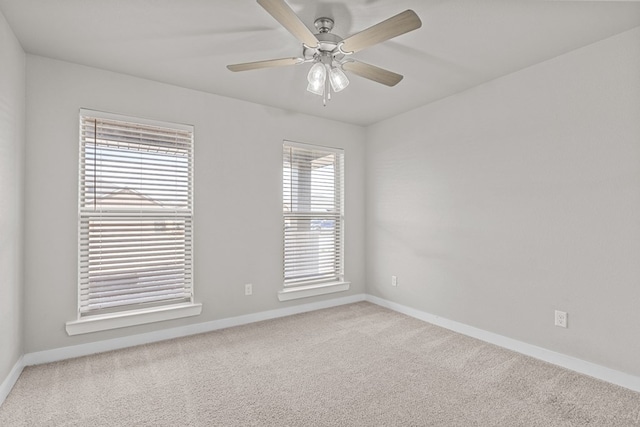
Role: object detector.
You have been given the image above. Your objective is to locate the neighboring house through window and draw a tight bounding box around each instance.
[280,141,349,301]
[67,109,200,335]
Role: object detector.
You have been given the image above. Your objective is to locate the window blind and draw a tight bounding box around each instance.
[283,142,344,286]
[79,110,194,316]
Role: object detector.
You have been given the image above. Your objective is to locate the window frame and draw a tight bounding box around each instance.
[279,140,349,301]
[66,109,201,335]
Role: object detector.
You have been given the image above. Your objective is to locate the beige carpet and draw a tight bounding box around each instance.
[1,302,639,426]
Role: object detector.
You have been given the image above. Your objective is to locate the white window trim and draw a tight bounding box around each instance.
[281,140,345,298]
[277,281,350,301]
[66,303,202,335]
[71,109,199,334]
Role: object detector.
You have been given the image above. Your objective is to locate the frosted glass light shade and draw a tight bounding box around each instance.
[307,62,327,96]
[329,67,349,92]
[307,63,326,85]
[307,81,324,96]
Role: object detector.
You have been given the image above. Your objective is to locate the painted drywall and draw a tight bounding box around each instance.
[0,10,25,381]
[365,27,640,377]
[24,55,365,352]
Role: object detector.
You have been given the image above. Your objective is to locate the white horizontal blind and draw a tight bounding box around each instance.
[283,142,344,286]
[79,110,193,316]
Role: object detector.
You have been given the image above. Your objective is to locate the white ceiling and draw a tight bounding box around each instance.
[1,0,640,126]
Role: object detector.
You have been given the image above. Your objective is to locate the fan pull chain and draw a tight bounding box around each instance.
[323,74,328,106]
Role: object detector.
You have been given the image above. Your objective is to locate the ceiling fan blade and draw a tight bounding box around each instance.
[257,0,318,48]
[340,10,422,53]
[227,57,303,72]
[342,61,403,87]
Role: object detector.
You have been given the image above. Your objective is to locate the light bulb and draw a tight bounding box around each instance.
[329,66,349,92]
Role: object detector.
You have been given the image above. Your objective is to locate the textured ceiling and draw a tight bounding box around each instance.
[2,0,640,126]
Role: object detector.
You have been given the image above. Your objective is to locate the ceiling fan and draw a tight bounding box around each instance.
[227,0,422,105]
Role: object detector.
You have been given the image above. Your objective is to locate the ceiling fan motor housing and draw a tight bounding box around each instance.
[304,18,345,61]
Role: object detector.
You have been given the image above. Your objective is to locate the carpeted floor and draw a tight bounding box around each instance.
[1,302,639,426]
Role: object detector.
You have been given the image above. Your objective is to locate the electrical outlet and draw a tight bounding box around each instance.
[244,283,253,296]
[391,276,398,287]
[554,310,567,328]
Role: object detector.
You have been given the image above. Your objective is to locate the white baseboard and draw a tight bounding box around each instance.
[23,293,366,366]
[4,291,638,408]
[366,294,640,393]
[0,356,25,406]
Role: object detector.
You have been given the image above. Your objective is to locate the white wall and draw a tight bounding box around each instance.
[365,27,640,376]
[0,10,25,381]
[24,56,366,352]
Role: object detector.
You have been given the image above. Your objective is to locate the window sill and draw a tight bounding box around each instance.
[277,281,350,302]
[65,302,202,336]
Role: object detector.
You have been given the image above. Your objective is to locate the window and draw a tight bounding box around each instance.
[68,109,199,334]
[281,141,348,300]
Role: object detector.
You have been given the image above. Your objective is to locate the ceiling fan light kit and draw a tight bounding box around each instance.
[227,0,422,105]
[304,20,351,105]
